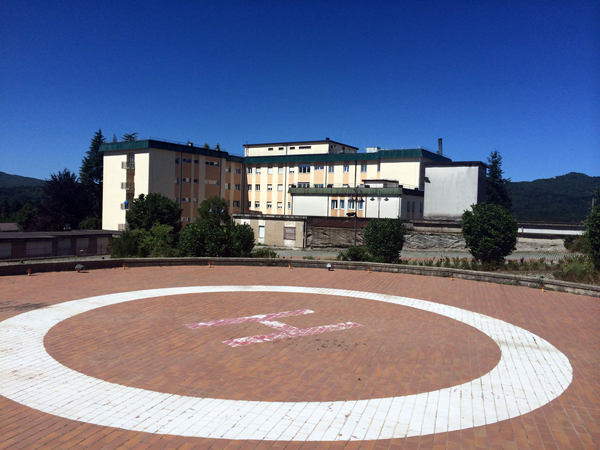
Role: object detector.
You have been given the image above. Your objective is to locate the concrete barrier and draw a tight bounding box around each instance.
[1,257,598,298]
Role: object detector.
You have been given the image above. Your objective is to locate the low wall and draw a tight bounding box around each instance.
[1,257,598,298]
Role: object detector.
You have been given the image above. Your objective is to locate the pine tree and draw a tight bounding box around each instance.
[486,150,512,211]
[80,129,106,220]
[122,133,138,142]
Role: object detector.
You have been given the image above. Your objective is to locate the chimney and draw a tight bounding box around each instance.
[438,138,443,156]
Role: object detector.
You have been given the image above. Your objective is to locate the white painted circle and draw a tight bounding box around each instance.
[0,286,572,441]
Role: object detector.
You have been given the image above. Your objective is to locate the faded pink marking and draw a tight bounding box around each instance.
[223,322,362,347]
[185,309,313,329]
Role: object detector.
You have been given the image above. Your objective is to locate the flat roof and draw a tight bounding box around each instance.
[244,139,358,150]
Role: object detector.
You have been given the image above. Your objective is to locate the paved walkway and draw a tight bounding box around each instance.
[0,266,598,449]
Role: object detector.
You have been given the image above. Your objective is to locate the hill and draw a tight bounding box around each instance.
[0,171,46,188]
[510,172,599,223]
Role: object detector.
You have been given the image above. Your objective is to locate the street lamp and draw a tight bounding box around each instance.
[349,187,365,246]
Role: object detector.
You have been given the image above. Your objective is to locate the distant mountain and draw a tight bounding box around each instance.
[510,172,599,223]
[0,171,46,188]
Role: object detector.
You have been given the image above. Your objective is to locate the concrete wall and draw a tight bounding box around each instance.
[102,152,128,231]
[424,165,485,220]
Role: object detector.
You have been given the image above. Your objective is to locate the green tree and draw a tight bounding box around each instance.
[126,193,182,232]
[122,132,138,142]
[461,203,517,266]
[140,224,179,257]
[109,229,147,257]
[112,133,118,143]
[178,197,254,257]
[41,169,86,230]
[14,202,40,231]
[486,150,512,211]
[364,218,407,263]
[79,129,105,220]
[583,186,600,270]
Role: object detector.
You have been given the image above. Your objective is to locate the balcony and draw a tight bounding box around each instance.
[122,161,135,170]
[120,202,130,210]
[121,182,134,190]
[118,223,129,231]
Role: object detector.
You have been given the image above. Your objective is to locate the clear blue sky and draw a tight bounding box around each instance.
[1,0,598,182]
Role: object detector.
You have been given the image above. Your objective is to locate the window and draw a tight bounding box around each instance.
[268,147,274,151]
[205,160,219,166]
[205,180,219,185]
[359,201,364,210]
[233,201,240,208]
[182,177,191,183]
[289,167,295,174]
[288,202,291,209]
[298,182,310,188]
[278,147,284,150]
[377,162,381,172]
[277,184,283,191]
[343,165,350,173]
[247,168,252,174]
[256,168,262,174]
[299,145,311,149]
[193,179,198,183]
[361,164,367,172]
[235,168,241,174]
[234,184,241,191]
[340,199,345,209]
[278,167,284,174]
[284,227,295,240]
[193,198,198,203]
[194,159,199,164]
[175,158,180,164]
[182,217,190,222]
[225,183,230,190]
[247,184,252,191]
[226,166,231,172]
[175,177,179,184]
[266,201,272,209]
[255,184,260,191]
[314,184,324,188]
[247,201,251,208]
[259,226,265,238]
[267,167,273,174]
[183,158,192,163]
[290,146,295,150]
[267,184,273,191]
[255,201,260,208]
[277,202,283,209]
[182,197,190,202]
[328,165,335,173]
[331,200,338,209]
[299,164,310,173]
[314,165,324,171]
[348,199,355,209]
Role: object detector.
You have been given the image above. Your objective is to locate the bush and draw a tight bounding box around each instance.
[364,218,407,264]
[230,223,255,257]
[126,193,183,232]
[554,255,598,284]
[564,235,587,253]
[584,189,600,270]
[461,203,518,266]
[337,245,371,262]
[253,247,278,258]
[109,229,148,257]
[140,224,178,257]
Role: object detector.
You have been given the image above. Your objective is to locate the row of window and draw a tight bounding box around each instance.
[331,199,362,210]
[247,184,285,191]
[247,163,380,174]
[266,145,312,151]
[250,201,291,210]
[257,226,296,240]
[175,178,220,185]
[175,158,242,174]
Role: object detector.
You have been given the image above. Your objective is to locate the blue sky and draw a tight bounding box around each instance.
[1,0,598,182]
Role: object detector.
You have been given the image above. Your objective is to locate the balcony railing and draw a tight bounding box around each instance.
[118,223,129,231]
[120,203,130,210]
[121,182,134,190]
[121,161,135,169]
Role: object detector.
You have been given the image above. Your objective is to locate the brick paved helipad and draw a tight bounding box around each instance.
[1,266,598,449]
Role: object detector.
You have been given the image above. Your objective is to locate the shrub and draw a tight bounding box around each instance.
[364,218,407,264]
[140,224,178,257]
[109,229,148,257]
[564,235,587,253]
[584,188,600,270]
[337,245,371,262]
[554,255,598,284]
[461,203,518,266]
[253,247,278,258]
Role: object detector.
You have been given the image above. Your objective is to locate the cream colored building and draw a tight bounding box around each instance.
[101,137,453,231]
[101,139,244,231]
[243,139,450,220]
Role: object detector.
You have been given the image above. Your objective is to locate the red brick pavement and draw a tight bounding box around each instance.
[0,266,599,449]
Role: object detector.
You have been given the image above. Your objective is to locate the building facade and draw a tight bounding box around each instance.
[101,138,453,231]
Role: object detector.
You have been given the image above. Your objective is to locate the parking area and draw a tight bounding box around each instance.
[0,266,598,449]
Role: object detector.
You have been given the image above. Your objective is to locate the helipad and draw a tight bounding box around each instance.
[0,266,598,449]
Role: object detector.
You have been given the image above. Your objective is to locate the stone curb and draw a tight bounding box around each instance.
[1,257,598,298]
